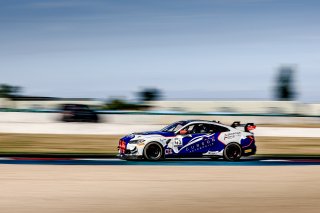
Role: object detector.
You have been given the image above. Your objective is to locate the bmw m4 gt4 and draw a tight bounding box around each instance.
[118,120,256,161]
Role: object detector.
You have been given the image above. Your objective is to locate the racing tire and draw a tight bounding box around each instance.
[223,143,242,161]
[143,142,164,161]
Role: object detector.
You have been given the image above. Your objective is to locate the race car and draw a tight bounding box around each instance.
[118,120,256,161]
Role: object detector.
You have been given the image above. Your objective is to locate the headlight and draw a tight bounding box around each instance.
[128,139,145,144]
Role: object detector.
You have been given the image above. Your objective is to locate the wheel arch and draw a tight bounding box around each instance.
[223,142,243,161]
[143,141,165,160]
[225,141,243,150]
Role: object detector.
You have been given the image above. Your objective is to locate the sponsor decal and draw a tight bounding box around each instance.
[224,132,241,140]
[203,150,221,155]
[165,149,173,155]
[184,139,214,153]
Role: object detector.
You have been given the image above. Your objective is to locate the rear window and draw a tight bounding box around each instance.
[210,124,230,133]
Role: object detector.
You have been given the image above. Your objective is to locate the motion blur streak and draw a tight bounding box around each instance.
[0,165,319,213]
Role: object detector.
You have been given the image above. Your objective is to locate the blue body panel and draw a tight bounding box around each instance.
[120,130,256,158]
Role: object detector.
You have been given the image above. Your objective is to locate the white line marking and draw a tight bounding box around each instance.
[74,158,122,161]
[260,159,290,162]
[0,157,13,160]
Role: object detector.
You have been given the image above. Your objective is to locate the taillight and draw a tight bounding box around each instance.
[247,125,256,131]
[118,140,126,154]
[245,124,256,132]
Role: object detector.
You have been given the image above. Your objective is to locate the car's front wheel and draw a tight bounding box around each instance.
[223,143,242,161]
[143,142,163,161]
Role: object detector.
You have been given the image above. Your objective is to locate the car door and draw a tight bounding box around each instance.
[176,123,212,155]
[204,124,231,154]
[177,123,231,155]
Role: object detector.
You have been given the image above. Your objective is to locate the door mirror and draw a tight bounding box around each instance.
[179,129,188,135]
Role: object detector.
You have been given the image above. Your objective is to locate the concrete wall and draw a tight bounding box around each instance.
[148,101,320,116]
[0,98,12,108]
[0,112,319,125]
[12,100,104,110]
[303,104,320,116]
[1,99,320,116]
[149,101,301,114]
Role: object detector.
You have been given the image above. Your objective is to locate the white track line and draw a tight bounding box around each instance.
[0,157,13,160]
[74,158,122,161]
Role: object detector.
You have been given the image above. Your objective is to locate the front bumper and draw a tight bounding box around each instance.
[117,153,143,160]
[118,144,143,160]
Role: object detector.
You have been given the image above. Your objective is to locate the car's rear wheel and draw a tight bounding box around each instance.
[143,142,163,161]
[223,143,242,161]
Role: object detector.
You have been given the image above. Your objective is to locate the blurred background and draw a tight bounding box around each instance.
[1,2,320,213]
[0,0,319,156]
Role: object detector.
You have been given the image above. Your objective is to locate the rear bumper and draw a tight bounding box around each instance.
[242,145,257,156]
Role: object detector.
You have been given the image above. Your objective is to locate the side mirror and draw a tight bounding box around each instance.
[179,130,188,135]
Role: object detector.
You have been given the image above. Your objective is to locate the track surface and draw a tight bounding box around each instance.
[1,156,320,166]
[1,164,320,213]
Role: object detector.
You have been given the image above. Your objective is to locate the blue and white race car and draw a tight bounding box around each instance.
[118,120,256,161]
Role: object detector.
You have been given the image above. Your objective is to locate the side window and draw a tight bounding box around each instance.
[186,124,208,134]
[173,124,184,132]
[183,125,196,134]
[181,123,230,134]
[206,124,230,133]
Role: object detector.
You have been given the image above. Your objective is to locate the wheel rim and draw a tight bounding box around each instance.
[226,145,241,160]
[146,144,161,160]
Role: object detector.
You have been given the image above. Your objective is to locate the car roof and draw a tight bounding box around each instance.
[181,119,220,124]
[172,120,231,133]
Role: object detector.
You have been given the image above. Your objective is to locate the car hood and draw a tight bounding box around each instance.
[133,131,175,137]
[121,131,175,143]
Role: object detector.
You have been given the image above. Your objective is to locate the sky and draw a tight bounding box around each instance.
[0,0,319,102]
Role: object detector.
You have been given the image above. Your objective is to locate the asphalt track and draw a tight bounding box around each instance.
[1,158,320,213]
[1,156,320,166]
[2,164,320,213]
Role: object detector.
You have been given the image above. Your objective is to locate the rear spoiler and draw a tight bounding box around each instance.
[231,121,256,132]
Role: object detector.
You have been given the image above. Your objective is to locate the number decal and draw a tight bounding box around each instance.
[174,138,183,146]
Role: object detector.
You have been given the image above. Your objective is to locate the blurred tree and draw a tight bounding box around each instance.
[275,67,296,101]
[137,88,161,102]
[104,99,131,110]
[103,99,149,110]
[0,84,22,99]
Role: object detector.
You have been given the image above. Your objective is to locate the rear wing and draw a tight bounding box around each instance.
[231,121,256,132]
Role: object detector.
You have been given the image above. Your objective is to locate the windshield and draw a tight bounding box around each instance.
[161,121,187,132]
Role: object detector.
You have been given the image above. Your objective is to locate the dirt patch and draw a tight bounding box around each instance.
[0,133,119,154]
[256,136,320,155]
